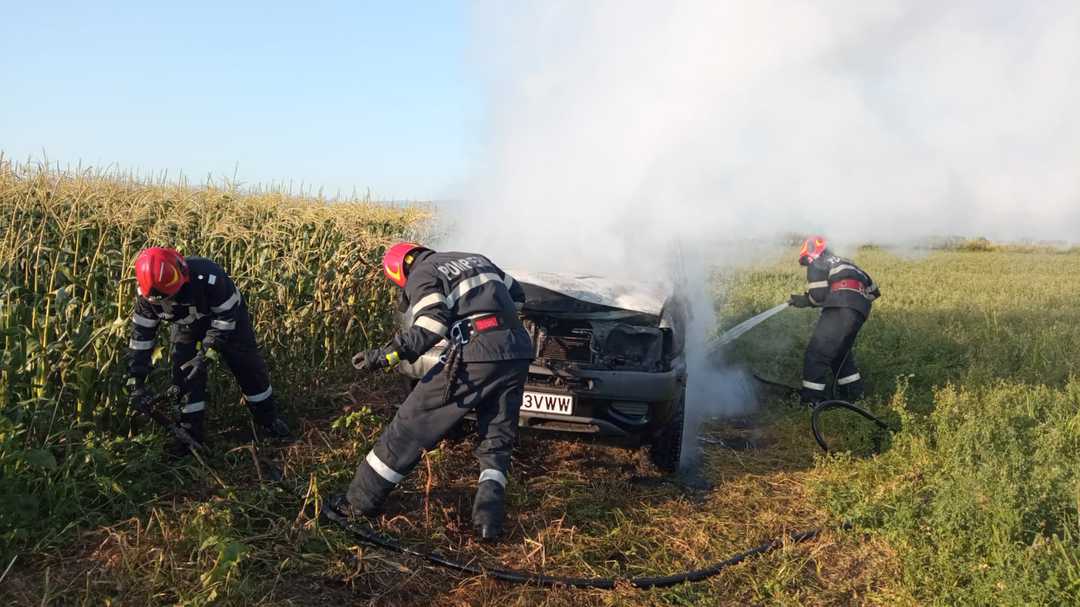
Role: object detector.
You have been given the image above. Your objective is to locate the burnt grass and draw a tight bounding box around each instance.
[3,376,901,606]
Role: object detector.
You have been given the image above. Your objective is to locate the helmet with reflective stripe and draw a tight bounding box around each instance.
[134,247,189,298]
[798,236,828,266]
[382,242,430,288]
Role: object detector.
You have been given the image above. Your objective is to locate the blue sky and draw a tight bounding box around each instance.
[0,1,479,200]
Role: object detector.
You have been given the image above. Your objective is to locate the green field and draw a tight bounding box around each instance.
[2,165,1078,605]
[721,247,1080,605]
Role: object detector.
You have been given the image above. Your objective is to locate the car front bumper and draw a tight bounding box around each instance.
[398,351,686,439]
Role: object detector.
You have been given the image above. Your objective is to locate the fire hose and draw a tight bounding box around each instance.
[716,304,894,452]
[131,386,831,590]
[749,375,893,452]
[330,519,825,589]
[809,399,891,453]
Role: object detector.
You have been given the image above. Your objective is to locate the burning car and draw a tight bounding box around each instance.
[397,271,688,472]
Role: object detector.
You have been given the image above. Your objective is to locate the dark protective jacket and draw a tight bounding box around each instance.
[804,253,881,318]
[394,250,533,363]
[128,257,245,375]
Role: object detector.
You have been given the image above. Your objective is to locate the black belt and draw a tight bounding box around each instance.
[454,312,516,343]
[440,312,517,364]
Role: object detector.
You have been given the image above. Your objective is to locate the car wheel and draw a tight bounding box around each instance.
[648,387,686,473]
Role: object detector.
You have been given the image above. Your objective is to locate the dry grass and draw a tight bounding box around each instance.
[2,374,906,605]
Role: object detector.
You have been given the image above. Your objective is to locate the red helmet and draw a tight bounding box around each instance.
[798,236,828,266]
[134,247,189,298]
[382,242,428,288]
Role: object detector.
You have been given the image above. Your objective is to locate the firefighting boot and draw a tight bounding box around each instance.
[167,410,206,457]
[322,493,384,524]
[800,387,825,410]
[341,457,397,520]
[836,379,865,403]
[249,399,292,441]
[472,480,506,542]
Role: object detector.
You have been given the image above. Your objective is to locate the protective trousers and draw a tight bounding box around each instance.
[347,358,530,513]
[801,307,866,403]
[170,303,277,434]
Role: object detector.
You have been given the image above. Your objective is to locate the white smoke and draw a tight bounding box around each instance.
[458,0,1080,256]
[671,244,759,471]
[447,1,1080,467]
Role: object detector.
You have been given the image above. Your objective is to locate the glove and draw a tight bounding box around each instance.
[352,347,400,372]
[788,294,811,308]
[201,336,221,351]
[180,351,209,382]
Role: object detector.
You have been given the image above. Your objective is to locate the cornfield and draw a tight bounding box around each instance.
[0,159,426,550]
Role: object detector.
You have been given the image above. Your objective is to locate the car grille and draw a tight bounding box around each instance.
[539,332,592,362]
[610,401,649,417]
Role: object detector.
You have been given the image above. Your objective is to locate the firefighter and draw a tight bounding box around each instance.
[788,236,881,406]
[330,243,533,541]
[126,247,290,452]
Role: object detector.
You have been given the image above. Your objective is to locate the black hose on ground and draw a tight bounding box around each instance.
[748,374,893,453]
[810,399,891,453]
[751,373,800,393]
[136,385,835,590]
[329,517,824,589]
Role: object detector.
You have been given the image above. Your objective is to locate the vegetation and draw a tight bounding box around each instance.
[2,163,1077,605]
[723,247,1080,605]
[0,160,426,557]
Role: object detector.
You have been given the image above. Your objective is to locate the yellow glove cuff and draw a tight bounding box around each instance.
[384,351,401,368]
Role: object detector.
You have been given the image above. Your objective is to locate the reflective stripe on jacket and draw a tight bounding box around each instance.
[394,250,533,362]
[803,255,881,318]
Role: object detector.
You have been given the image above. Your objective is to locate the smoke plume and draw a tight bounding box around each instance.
[459,1,1080,253]
[448,1,1080,467]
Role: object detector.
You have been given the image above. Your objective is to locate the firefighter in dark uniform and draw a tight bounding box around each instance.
[788,236,881,406]
[332,242,533,541]
[126,247,290,451]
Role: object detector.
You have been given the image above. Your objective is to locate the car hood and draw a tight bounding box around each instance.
[511,270,669,319]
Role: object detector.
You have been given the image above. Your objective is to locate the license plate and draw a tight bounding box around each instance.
[521,391,574,416]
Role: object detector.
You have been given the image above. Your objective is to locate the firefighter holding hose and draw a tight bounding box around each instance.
[788,236,881,407]
[332,243,533,541]
[126,247,291,453]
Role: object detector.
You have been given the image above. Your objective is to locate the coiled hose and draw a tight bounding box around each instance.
[751,374,893,453]
[810,399,892,453]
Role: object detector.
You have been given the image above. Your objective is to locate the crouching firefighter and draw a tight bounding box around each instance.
[788,236,881,406]
[332,243,533,541]
[126,247,290,453]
